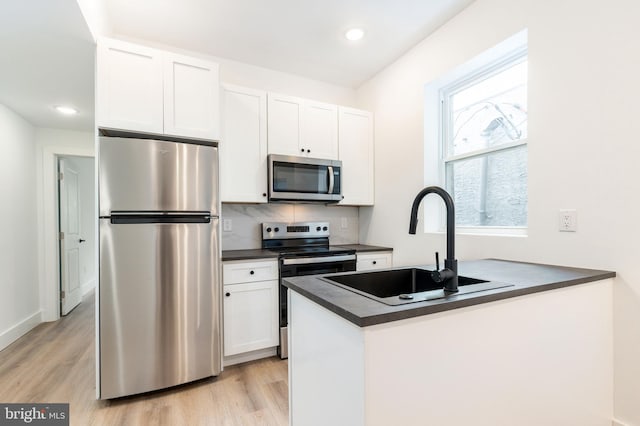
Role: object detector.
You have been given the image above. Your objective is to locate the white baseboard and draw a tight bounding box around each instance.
[613,419,631,426]
[0,311,42,352]
[223,347,277,367]
[81,278,96,297]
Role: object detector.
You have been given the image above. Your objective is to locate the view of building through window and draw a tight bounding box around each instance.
[441,53,528,228]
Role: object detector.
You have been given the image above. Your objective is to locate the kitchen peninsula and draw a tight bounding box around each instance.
[284,259,615,426]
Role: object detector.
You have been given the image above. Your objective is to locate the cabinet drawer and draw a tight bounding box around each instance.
[356,252,393,272]
[223,259,279,284]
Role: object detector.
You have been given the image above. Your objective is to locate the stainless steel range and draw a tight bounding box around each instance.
[262,222,356,359]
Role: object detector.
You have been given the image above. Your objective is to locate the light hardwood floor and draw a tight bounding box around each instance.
[0,292,289,425]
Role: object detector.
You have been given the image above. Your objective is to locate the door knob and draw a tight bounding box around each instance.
[79,239,86,243]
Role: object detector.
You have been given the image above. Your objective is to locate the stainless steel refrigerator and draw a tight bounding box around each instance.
[97,135,221,399]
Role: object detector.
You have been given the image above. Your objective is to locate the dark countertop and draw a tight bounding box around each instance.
[334,244,393,253]
[221,249,279,261]
[282,259,616,327]
[221,244,392,261]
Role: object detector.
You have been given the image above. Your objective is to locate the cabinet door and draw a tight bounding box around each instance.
[164,53,220,140]
[97,38,164,134]
[339,107,374,205]
[303,101,338,159]
[356,252,393,272]
[220,85,268,203]
[223,280,279,356]
[267,93,304,156]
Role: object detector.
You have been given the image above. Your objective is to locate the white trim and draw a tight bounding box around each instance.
[0,311,42,351]
[81,278,96,297]
[612,420,631,426]
[223,347,277,367]
[444,139,527,163]
[39,145,94,323]
[456,226,527,237]
[427,226,527,238]
[423,29,529,235]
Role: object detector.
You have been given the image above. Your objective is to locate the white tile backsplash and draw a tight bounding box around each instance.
[221,203,359,250]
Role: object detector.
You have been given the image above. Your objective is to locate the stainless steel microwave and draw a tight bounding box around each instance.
[268,154,343,203]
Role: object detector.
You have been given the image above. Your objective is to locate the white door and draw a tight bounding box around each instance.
[59,159,82,315]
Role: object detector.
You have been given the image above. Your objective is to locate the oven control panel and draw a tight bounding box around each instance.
[262,221,330,240]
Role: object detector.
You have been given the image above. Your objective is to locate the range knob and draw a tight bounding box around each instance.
[316,226,321,231]
[322,226,328,231]
[274,227,280,232]
[266,227,272,233]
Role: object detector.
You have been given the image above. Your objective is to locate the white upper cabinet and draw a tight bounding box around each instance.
[267,93,338,159]
[267,93,303,156]
[97,39,164,134]
[220,84,268,203]
[164,53,220,140]
[97,38,220,140]
[303,101,338,159]
[339,107,374,205]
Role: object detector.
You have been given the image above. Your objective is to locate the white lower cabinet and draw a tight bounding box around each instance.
[356,251,393,272]
[222,259,279,359]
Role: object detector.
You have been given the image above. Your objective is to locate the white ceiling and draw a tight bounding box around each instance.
[106,0,475,88]
[0,0,474,132]
[0,0,95,131]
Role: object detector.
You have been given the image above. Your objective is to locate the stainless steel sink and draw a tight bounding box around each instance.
[322,268,513,305]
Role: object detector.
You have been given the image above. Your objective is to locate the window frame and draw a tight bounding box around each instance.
[438,46,529,234]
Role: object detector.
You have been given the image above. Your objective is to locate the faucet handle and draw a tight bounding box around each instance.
[435,251,440,271]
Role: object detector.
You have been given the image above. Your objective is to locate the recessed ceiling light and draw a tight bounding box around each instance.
[55,105,78,115]
[345,28,364,41]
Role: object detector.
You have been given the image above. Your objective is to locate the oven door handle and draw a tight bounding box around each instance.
[281,254,356,266]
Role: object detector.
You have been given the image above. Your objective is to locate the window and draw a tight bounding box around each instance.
[440,48,528,230]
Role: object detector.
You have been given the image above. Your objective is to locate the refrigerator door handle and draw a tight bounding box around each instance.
[110,215,211,224]
[109,211,211,216]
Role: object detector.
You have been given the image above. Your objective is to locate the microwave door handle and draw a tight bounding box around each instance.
[327,166,334,194]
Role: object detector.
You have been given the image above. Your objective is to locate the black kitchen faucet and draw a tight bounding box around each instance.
[408,186,459,293]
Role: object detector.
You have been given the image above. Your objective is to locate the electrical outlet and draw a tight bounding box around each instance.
[341,217,348,229]
[559,209,577,232]
[223,219,232,232]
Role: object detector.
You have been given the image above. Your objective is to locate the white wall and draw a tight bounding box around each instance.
[75,0,112,41]
[217,56,356,106]
[0,104,40,351]
[356,0,640,424]
[60,155,95,295]
[35,128,95,321]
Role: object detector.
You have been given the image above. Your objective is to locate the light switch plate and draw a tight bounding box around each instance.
[223,219,232,232]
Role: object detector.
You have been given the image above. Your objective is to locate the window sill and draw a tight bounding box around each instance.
[426,226,528,238]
